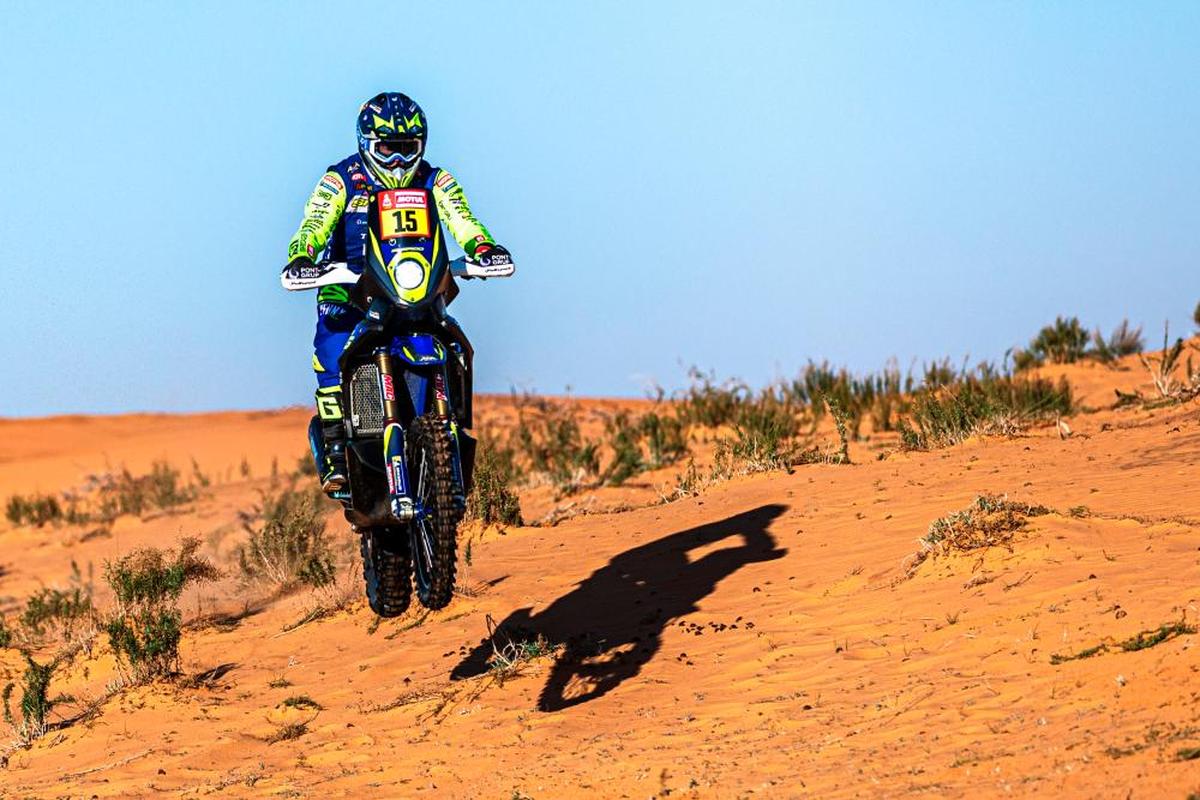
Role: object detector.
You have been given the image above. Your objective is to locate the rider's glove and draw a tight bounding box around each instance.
[471,243,512,268]
[284,256,316,280]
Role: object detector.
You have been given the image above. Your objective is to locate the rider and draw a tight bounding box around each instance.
[285,92,510,492]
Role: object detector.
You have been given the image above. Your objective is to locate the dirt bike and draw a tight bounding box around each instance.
[281,186,514,617]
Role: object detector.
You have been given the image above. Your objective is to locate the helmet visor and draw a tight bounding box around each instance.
[370,137,423,166]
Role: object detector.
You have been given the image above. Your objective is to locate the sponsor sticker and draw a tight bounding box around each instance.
[434,170,453,187]
[378,190,428,210]
[382,373,395,401]
[321,173,344,192]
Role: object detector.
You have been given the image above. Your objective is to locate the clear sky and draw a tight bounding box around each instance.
[1,2,1197,416]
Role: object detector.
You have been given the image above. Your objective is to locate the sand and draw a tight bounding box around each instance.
[0,357,1198,798]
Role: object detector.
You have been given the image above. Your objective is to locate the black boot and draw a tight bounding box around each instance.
[321,420,348,492]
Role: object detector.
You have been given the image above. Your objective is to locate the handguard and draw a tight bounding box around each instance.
[448,255,516,279]
[280,261,360,291]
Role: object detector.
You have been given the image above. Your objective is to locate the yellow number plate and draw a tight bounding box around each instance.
[377,190,431,240]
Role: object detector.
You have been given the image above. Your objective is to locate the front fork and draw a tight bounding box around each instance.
[434,367,468,508]
[379,351,468,521]
[377,351,415,521]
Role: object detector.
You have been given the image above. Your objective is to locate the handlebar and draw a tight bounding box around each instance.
[280,256,515,292]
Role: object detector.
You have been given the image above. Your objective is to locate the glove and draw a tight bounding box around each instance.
[284,256,316,280]
[471,243,512,268]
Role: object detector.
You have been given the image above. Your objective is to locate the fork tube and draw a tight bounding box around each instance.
[376,352,411,509]
[433,369,451,419]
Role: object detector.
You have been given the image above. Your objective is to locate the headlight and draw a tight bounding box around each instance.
[394,259,425,291]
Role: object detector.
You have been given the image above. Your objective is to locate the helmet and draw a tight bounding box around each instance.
[356,92,428,189]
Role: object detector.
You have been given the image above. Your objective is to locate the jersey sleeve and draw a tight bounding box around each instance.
[431,168,495,257]
[287,170,348,260]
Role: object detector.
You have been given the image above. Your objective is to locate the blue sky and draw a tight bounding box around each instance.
[1,2,1197,415]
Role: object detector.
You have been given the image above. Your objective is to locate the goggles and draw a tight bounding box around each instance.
[369,137,423,166]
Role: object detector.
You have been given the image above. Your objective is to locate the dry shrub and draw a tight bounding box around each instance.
[1139,323,1200,400]
[481,615,560,686]
[238,485,335,590]
[908,494,1049,576]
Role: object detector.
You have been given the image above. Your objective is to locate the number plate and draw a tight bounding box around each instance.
[377,190,431,240]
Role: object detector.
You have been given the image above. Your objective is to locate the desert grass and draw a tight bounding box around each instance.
[5,460,202,532]
[897,372,1071,450]
[1050,620,1197,665]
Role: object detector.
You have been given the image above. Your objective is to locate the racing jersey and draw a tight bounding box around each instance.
[288,155,495,270]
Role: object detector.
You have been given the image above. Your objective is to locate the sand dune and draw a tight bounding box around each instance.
[1,359,1198,798]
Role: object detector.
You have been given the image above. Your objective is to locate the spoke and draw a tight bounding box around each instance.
[416,451,430,502]
[419,520,435,567]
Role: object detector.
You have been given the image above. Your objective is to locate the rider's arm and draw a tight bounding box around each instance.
[430,168,495,258]
[287,170,348,261]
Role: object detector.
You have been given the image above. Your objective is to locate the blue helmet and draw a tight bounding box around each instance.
[356,92,428,188]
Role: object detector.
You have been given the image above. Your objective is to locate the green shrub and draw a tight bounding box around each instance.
[1091,320,1144,363]
[675,368,750,427]
[513,394,599,494]
[97,460,197,520]
[19,561,96,644]
[467,442,523,526]
[5,493,64,527]
[0,616,12,648]
[598,411,645,487]
[1194,301,1200,332]
[2,652,56,743]
[238,486,335,589]
[592,408,691,488]
[639,411,689,469]
[712,399,800,477]
[1020,316,1091,367]
[104,537,220,682]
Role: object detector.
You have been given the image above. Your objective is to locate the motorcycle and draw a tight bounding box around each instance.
[281,186,514,617]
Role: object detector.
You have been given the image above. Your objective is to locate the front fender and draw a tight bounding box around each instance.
[391,333,447,366]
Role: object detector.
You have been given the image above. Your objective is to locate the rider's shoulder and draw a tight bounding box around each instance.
[327,153,368,178]
[428,165,461,192]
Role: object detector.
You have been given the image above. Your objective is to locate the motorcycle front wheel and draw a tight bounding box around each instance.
[360,526,411,618]
[407,413,462,609]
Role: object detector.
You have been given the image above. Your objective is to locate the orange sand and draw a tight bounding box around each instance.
[1,359,1198,798]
